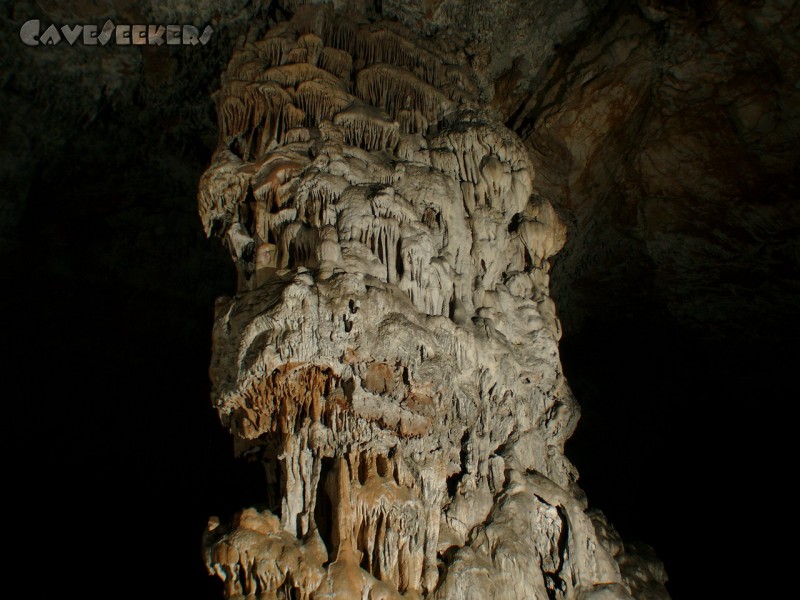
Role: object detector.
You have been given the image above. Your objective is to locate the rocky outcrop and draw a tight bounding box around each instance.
[199,7,669,599]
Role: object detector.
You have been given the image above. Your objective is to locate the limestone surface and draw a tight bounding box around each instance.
[199,7,668,599]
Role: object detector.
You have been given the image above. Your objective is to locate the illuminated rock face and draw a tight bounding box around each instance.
[199,7,664,599]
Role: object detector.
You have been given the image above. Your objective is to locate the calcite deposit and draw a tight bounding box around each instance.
[199,6,667,599]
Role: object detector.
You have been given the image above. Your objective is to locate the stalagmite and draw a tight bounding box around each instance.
[200,7,661,599]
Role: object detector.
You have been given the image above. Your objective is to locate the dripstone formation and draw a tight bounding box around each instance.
[199,6,669,599]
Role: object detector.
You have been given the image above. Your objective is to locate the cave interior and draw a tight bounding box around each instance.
[2,1,798,597]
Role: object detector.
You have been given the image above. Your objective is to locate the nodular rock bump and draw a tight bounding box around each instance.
[199,6,670,599]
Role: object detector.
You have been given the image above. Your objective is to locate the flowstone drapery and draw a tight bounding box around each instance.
[199,6,667,599]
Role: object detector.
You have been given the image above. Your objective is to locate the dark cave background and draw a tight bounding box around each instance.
[2,1,798,597]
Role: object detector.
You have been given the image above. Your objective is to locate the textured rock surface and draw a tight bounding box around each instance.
[199,8,667,599]
[502,0,800,341]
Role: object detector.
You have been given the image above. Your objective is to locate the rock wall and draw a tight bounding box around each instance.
[495,0,800,340]
[199,7,669,599]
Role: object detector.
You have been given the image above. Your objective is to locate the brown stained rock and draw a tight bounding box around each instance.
[363,363,396,395]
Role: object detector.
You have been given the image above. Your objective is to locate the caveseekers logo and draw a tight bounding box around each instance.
[20,19,213,46]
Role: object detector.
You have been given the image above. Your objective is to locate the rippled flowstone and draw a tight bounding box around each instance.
[199,6,669,599]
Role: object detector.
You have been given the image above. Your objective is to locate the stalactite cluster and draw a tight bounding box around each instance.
[199,5,668,599]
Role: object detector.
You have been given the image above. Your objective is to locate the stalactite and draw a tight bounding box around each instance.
[298,33,324,66]
[219,95,249,141]
[257,63,344,90]
[235,58,272,83]
[359,29,447,90]
[333,104,400,152]
[328,16,361,56]
[397,108,429,136]
[296,173,349,229]
[319,47,353,80]
[287,47,309,64]
[356,65,454,129]
[295,80,355,127]
[198,149,250,236]
[254,35,296,68]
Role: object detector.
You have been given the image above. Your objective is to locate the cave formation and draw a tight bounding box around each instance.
[2,1,797,598]
[197,7,670,599]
